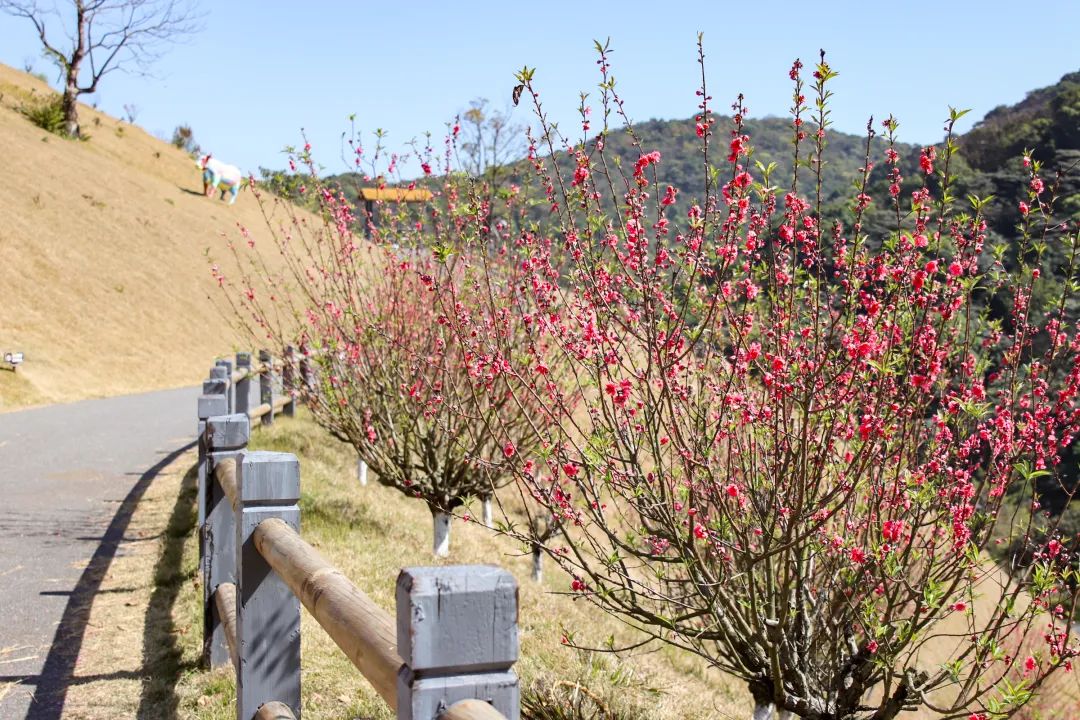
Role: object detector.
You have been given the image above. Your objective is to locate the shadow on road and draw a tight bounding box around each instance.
[22,441,195,720]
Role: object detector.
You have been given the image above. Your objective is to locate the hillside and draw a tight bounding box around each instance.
[0,63,270,410]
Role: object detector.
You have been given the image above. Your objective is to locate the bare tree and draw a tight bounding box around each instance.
[1,0,203,137]
[456,97,524,187]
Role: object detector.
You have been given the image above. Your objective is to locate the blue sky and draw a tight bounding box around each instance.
[2,1,1078,177]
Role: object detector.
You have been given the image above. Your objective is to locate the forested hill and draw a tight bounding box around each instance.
[954,71,1080,248]
[289,71,1080,241]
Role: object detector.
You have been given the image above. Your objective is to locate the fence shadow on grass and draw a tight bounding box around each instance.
[135,461,200,720]
[25,442,196,720]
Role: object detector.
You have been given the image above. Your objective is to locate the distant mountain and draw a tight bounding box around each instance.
[961,71,1080,173]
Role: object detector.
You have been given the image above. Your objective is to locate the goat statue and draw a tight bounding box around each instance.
[196,154,243,205]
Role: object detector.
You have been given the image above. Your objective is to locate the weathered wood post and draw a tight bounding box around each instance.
[210,364,232,414]
[235,352,252,417]
[204,413,249,668]
[282,345,296,417]
[258,349,275,426]
[236,451,302,719]
[396,566,519,720]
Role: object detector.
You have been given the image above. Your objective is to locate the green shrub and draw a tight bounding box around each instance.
[171,123,200,155]
[21,93,67,136]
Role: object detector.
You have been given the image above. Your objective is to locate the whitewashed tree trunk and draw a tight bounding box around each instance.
[482,496,493,526]
[357,456,368,486]
[433,511,450,557]
[531,546,543,583]
[752,702,775,720]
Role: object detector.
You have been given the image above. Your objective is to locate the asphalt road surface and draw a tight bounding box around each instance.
[0,385,201,719]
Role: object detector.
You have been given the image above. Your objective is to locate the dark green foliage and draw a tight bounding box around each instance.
[21,92,67,135]
[171,123,200,155]
[257,167,321,210]
[962,72,1080,172]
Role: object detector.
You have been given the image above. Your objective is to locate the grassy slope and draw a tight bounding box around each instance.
[0,63,267,410]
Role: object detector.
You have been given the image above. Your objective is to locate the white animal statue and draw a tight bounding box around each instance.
[196,154,243,205]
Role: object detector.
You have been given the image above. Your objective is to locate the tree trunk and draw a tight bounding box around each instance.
[776,711,793,720]
[531,545,543,583]
[432,510,450,557]
[62,79,80,137]
[357,456,368,486]
[482,496,492,526]
[751,702,775,720]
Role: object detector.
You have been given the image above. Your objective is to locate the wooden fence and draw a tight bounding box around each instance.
[197,353,518,720]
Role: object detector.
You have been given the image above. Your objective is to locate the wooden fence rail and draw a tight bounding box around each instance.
[197,354,518,720]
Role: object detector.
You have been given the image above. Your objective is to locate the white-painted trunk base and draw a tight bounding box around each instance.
[752,702,775,720]
[482,497,493,526]
[357,457,368,486]
[433,511,450,557]
[531,548,543,583]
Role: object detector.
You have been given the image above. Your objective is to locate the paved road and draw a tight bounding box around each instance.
[0,386,201,719]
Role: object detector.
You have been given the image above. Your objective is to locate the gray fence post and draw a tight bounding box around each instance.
[203,377,228,399]
[235,352,252,417]
[204,413,249,668]
[197,389,229,553]
[214,360,232,410]
[282,345,296,417]
[396,566,519,720]
[210,364,232,414]
[259,349,275,426]
[236,451,301,720]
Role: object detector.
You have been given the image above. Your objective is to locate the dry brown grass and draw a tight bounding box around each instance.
[60,410,1080,718]
[175,413,748,719]
[0,63,277,411]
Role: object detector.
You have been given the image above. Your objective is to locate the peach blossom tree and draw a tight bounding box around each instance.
[438,41,1080,719]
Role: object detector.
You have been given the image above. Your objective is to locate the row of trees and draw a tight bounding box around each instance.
[217,42,1080,720]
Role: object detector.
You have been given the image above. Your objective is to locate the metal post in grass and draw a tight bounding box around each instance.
[235,352,252,417]
[259,349,275,426]
[203,413,249,668]
[282,345,296,417]
[235,451,302,720]
[396,566,520,720]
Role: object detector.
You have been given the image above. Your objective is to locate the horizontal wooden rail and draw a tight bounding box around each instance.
[247,395,290,422]
[254,701,297,720]
[253,517,403,708]
[441,699,509,720]
[214,458,239,510]
[201,357,518,720]
[214,582,239,669]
